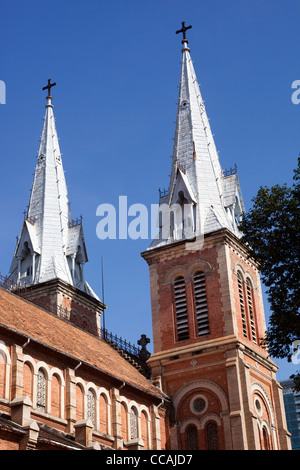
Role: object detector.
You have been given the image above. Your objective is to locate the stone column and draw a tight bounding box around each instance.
[111,387,123,449]
[74,419,93,447]
[225,348,248,449]
[11,396,40,450]
[150,404,162,450]
[272,380,292,450]
[11,344,24,400]
[65,367,77,434]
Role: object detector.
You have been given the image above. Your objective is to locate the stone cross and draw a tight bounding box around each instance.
[176,22,192,41]
[138,334,151,361]
[42,78,56,98]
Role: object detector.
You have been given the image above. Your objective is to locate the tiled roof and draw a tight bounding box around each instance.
[0,288,164,400]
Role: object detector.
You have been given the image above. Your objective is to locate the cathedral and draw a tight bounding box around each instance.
[0,24,291,450]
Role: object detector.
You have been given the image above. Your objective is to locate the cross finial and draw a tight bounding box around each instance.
[176,21,192,42]
[42,78,56,99]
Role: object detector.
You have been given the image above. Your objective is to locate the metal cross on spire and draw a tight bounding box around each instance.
[42,78,56,98]
[176,21,192,41]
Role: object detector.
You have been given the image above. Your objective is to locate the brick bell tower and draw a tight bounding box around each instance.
[142,23,291,450]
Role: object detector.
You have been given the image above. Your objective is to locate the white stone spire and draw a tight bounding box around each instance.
[9,82,99,300]
[150,26,245,249]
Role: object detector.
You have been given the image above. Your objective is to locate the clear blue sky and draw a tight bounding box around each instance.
[0,0,299,381]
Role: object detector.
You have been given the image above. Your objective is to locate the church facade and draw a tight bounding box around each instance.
[0,25,291,450]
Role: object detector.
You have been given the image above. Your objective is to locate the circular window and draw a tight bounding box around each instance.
[190,395,207,415]
[254,397,263,416]
[193,398,205,413]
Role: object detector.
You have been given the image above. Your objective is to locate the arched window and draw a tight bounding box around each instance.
[0,351,6,399]
[237,272,247,338]
[23,362,33,402]
[99,393,108,434]
[193,271,209,336]
[130,407,138,440]
[173,276,189,341]
[76,383,84,421]
[87,389,96,425]
[262,426,270,450]
[246,279,257,343]
[186,425,198,450]
[206,421,219,450]
[141,410,149,449]
[51,374,61,418]
[121,402,128,442]
[36,369,46,412]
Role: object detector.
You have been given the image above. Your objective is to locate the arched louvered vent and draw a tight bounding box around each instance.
[237,272,247,338]
[193,272,209,336]
[246,279,257,343]
[174,276,189,341]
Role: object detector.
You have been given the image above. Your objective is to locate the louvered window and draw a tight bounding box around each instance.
[174,276,189,341]
[246,279,257,343]
[193,272,209,336]
[237,272,247,338]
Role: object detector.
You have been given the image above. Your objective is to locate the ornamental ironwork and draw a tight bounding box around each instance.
[130,408,138,440]
[87,390,95,425]
[37,369,46,412]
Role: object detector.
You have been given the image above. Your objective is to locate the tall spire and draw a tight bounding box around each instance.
[149,24,245,249]
[9,81,98,300]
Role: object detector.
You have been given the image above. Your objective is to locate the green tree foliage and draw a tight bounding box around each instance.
[239,157,300,390]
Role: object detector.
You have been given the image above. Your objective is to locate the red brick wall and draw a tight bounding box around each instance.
[23,362,33,401]
[150,243,224,352]
[120,402,128,443]
[76,383,84,421]
[141,410,148,449]
[0,435,19,450]
[99,393,108,434]
[51,374,60,418]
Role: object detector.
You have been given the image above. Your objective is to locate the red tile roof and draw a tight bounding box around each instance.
[0,288,164,400]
